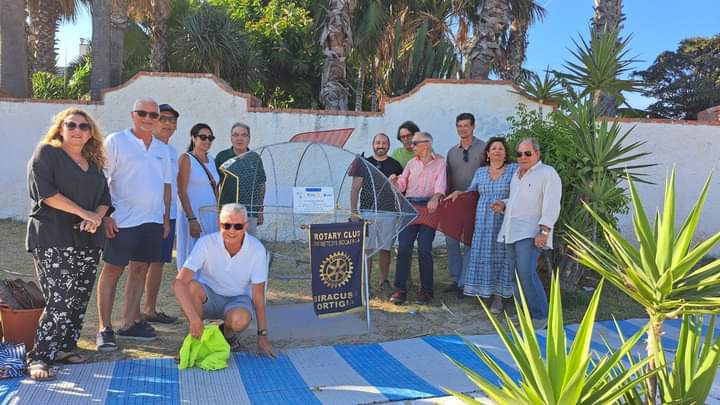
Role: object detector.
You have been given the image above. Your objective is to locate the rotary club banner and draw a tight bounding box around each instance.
[309,221,366,318]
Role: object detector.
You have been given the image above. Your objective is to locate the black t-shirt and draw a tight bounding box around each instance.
[351,155,403,211]
[26,144,111,251]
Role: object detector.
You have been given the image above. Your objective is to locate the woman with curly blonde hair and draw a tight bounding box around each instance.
[25,108,111,380]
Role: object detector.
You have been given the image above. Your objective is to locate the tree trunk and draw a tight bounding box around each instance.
[502,17,529,82]
[28,0,59,73]
[645,313,664,405]
[0,0,29,97]
[592,0,624,117]
[91,0,112,100]
[319,0,355,110]
[370,69,378,112]
[354,66,364,111]
[148,0,169,72]
[466,0,511,80]
[110,0,130,86]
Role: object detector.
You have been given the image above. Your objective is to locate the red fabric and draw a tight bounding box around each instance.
[289,128,355,148]
[410,192,478,245]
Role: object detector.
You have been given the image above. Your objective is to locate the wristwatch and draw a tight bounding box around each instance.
[257,329,268,336]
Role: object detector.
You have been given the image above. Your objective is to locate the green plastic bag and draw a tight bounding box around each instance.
[178,324,231,371]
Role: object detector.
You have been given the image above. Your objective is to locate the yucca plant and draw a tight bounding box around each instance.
[567,169,720,403]
[511,68,565,115]
[446,275,655,404]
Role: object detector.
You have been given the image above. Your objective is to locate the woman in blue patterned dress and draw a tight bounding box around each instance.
[445,137,516,314]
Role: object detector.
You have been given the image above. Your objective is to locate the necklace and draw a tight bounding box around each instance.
[489,162,505,170]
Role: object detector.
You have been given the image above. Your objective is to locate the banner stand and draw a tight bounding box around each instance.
[362,222,371,331]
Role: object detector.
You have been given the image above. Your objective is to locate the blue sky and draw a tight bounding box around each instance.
[58,1,720,109]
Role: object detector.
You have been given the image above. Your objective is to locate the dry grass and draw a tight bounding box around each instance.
[0,219,645,363]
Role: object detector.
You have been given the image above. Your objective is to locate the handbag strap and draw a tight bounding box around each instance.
[188,152,219,201]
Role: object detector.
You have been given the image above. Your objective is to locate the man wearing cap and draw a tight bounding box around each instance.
[143,104,180,325]
[96,97,173,351]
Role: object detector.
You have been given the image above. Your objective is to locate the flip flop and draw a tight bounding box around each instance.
[27,361,57,381]
[55,351,86,364]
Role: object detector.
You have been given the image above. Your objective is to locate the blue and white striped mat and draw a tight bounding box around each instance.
[2,318,719,404]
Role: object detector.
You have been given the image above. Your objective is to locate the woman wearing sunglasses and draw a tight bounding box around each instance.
[25,108,111,380]
[176,123,220,270]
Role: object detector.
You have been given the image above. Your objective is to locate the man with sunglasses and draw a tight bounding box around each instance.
[173,203,275,358]
[492,138,561,330]
[142,104,181,325]
[444,113,485,298]
[97,97,173,350]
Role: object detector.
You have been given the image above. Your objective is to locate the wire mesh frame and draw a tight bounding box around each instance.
[211,141,417,258]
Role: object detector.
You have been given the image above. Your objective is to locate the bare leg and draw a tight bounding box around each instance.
[144,262,164,316]
[224,308,252,336]
[378,249,391,282]
[97,263,124,331]
[122,261,150,329]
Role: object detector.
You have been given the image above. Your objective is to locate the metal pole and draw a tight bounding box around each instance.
[364,251,371,331]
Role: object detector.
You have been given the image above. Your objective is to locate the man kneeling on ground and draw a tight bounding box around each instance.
[173,203,275,357]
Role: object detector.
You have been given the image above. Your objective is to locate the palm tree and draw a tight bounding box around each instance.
[109,0,131,86]
[464,0,544,80]
[27,0,88,73]
[128,0,170,72]
[91,0,111,100]
[0,0,30,97]
[591,0,625,115]
[319,0,357,110]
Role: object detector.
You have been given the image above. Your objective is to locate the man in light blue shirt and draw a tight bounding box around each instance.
[493,138,561,328]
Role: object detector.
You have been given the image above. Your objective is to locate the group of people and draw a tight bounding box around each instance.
[351,113,562,327]
[24,98,272,380]
[23,101,560,381]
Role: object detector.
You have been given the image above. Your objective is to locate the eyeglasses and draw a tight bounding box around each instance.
[516,150,533,158]
[462,149,469,162]
[194,134,216,142]
[221,222,244,230]
[411,140,431,147]
[159,116,177,123]
[64,122,91,131]
[133,110,160,119]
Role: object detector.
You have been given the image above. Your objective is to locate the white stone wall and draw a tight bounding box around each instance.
[2,73,720,250]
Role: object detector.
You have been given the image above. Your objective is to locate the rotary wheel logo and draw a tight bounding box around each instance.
[319,251,354,288]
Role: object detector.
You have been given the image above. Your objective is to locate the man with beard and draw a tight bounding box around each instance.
[350,133,403,291]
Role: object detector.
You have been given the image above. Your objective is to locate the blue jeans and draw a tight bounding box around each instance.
[445,236,469,287]
[395,224,436,293]
[507,238,548,320]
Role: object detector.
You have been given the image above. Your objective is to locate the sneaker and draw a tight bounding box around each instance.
[143,312,178,324]
[490,298,504,315]
[389,289,407,305]
[379,280,392,292]
[415,290,433,305]
[96,327,118,352]
[118,322,158,341]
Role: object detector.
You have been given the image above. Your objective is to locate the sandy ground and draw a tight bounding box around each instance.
[0,219,644,363]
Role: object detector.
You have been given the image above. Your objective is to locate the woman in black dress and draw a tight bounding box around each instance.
[25,108,111,380]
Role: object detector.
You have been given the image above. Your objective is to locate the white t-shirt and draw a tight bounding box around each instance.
[183,232,268,297]
[162,142,179,220]
[104,129,172,228]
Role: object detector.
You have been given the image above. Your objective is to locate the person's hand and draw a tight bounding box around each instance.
[490,200,505,214]
[534,233,548,249]
[257,336,276,358]
[189,318,203,339]
[427,197,439,213]
[388,174,398,184]
[78,219,98,234]
[443,191,462,202]
[189,219,202,239]
[257,212,264,226]
[163,216,170,238]
[81,210,103,227]
[103,217,118,239]
[350,211,362,222]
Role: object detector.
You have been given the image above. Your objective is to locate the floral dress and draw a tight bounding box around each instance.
[463,163,517,297]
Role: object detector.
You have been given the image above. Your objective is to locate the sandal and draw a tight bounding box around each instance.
[225,333,245,353]
[27,361,57,381]
[55,351,86,365]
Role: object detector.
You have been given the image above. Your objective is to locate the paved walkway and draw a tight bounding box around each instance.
[2,318,718,404]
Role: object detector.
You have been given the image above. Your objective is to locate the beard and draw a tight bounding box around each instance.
[374,148,387,156]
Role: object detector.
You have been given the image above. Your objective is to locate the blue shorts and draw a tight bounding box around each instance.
[201,283,254,320]
[103,223,163,267]
[160,219,176,263]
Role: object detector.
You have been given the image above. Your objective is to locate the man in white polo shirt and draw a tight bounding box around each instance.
[173,203,275,357]
[96,97,172,351]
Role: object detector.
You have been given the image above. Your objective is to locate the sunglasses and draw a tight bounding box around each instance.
[159,116,177,123]
[411,140,431,146]
[133,110,160,119]
[194,134,216,142]
[516,150,533,158]
[462,149,469,163]
[64,121,91,131]
[221,222,244,230]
